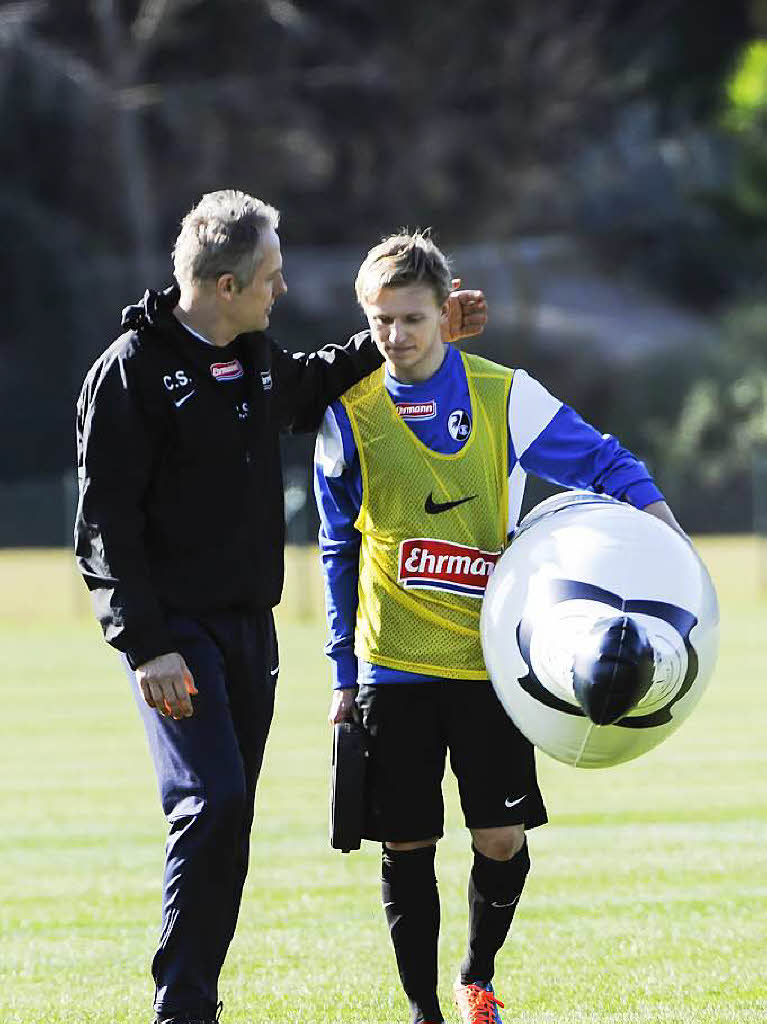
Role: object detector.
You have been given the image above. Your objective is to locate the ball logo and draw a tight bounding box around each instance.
[396,400,437,421]
[447,409,471,441]
[398,538,501,598]
[210,359,244,382]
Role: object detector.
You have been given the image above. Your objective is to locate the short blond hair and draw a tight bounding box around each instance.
[355,230,453,307]
[173,189,280,290]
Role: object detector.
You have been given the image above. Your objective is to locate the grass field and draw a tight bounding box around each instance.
[1,540,765,1024]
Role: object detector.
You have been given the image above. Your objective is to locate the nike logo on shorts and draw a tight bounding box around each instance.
[505,795,526,809]
[174,390,196,408]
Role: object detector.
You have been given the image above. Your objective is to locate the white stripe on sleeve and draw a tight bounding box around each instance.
[315,406,347,479]
[507,460,527,534]
[508,369,563,459]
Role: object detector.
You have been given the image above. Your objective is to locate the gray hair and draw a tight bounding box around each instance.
[173,190,280,290]
[355,229,453,306]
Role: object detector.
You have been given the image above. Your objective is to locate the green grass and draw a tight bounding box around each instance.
[1,539,765,1023]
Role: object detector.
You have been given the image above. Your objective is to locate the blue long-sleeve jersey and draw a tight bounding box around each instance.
[313,345,663,690]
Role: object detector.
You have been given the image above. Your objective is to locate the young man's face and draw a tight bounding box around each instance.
[227,226,287,333]
[362,283,448,383]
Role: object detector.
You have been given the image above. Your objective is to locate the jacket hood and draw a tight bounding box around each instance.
[121,285,180,331]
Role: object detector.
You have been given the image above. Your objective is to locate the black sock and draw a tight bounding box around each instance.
[381,845,442,1024]
[460,840,530,986]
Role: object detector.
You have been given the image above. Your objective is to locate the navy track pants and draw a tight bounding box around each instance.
[126,608,278,1019]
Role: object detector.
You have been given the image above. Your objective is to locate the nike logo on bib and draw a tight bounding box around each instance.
[425,493,477,514]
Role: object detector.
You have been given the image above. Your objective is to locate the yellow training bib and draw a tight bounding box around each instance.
[342,352,513,679]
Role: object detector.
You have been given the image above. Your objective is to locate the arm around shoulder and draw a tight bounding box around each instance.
[269,331,382,434]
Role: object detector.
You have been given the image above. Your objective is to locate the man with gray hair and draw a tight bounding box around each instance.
[74,191,487,1024]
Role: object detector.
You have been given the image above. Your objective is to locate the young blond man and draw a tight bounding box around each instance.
[314,232,682,1024]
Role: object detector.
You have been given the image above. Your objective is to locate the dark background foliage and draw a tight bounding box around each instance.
[1,0,765,539]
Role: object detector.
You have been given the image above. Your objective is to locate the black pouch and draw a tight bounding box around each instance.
[329,720,368,853]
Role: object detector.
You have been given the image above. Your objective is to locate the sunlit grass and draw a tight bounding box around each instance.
[0,540,765,1022]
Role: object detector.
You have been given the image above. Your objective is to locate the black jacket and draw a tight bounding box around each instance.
[75,286,381,669]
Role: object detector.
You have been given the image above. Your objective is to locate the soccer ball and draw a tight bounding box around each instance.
[480,491,719,768]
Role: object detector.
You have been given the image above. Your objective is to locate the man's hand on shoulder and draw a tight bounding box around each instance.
[136,652,198,719]
[443,277,488,343]
[328,687,360,725]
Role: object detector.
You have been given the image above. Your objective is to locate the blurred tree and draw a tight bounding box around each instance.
[646,302,767,531]
[574,0,754,306]
[8,0,753,252]
[705,37,767,282]
[0,0,761,531]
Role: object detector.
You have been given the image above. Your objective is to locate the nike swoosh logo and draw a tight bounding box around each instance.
[505,795,526,809]
[492,895,521,909]
[424,492,477,514]
[174,390,196,408]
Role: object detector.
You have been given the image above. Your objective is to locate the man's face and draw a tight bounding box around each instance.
[228,227,287,333]
[362,283,448,383]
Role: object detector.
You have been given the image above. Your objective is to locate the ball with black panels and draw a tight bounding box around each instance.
[479,491,719,768]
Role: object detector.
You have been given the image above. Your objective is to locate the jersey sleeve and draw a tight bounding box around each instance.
[313,401,363,689]
[270,331,382,434]
[510,370,664,507]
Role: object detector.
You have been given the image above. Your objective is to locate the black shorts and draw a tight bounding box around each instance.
[356,680,548,843]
